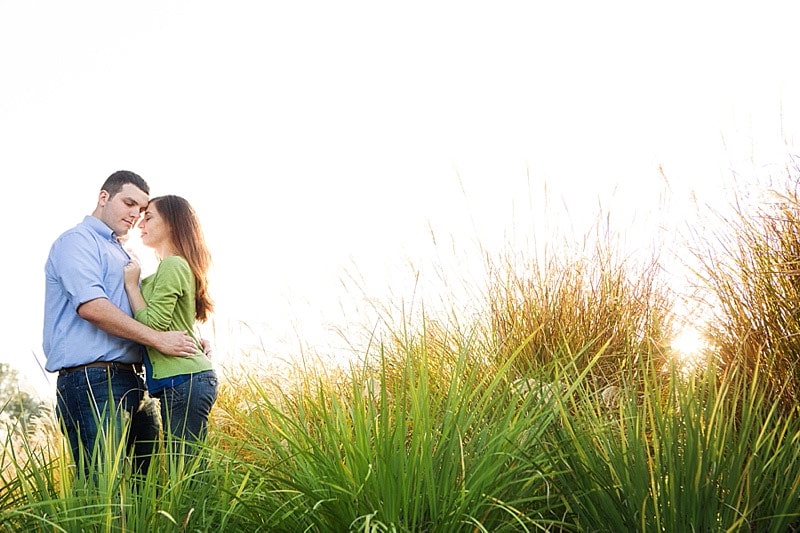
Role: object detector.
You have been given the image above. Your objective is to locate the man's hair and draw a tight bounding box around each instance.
[100,170,149,197]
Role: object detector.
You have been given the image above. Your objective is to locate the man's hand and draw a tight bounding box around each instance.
[78,298,199,357]
[199,337,213,358]
[155,330,198,357]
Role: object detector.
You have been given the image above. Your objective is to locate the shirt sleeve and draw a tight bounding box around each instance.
[51,231,108,310]
[134,256,191,331]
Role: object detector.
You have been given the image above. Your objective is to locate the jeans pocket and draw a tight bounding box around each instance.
[195,371,218,388]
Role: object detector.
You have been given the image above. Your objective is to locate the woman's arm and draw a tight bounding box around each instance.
[123,260,147,313]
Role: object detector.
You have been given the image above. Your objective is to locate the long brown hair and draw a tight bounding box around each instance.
[149,195,214,321]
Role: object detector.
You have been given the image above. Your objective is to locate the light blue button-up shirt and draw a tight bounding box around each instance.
[43,215,145,372]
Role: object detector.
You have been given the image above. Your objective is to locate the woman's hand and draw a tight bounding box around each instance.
[123,260,142,288]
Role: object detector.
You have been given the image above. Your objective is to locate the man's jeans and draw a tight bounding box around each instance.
[56,365,159,475]
[154,369,218,445]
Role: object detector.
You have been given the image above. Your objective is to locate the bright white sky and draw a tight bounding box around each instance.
[2,1,799,396]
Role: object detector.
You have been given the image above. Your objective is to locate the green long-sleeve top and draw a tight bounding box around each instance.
[134,255,212,380]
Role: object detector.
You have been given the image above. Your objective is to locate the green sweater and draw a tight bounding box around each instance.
[134,255,212,380]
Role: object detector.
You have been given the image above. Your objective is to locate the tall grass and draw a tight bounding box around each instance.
[4,172,800,529]
[213,328,573,531]
[542,353,800,531]
[690,166,800,409]
[4,342,800,530]
[0,406,255,531]
[486,213,675,396]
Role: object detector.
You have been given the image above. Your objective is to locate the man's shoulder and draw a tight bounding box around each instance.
[48,220,105,263]
[55,216,90,236]
[54,223,98,248]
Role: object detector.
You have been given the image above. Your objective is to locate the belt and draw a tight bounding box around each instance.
[58,361,143,376]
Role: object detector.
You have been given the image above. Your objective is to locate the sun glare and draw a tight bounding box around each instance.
[670,327,708,374]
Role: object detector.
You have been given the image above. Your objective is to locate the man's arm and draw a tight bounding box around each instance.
[78,298,196,357]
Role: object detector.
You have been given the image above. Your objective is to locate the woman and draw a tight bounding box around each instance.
[123,195,217,448]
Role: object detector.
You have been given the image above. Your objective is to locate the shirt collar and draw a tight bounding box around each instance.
[83,215,118,243]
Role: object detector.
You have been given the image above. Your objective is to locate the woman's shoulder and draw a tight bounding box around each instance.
[155,255,193,281]
[160,255,190,270]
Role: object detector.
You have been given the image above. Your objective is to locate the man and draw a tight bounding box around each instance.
[43,170,197,474]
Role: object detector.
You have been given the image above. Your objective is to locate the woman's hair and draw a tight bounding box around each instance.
[149,195,214,321]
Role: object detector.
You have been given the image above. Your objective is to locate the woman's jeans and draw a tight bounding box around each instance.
[154,369,218,446]
[56,365,159,476]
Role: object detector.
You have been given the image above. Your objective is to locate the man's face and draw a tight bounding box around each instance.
[98,183,149,237]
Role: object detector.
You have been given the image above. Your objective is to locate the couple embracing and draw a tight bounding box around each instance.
[43,170,217,474]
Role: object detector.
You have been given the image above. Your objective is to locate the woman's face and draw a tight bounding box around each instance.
[137,202,170,250]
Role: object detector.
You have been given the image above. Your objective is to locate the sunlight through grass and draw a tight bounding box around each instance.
[5,168,800,530]
[669,326,710,376]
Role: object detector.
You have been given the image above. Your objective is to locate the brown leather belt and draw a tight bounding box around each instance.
[58,361,143,376]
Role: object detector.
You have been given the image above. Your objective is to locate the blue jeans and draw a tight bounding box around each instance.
[154,370,218,445]
[55,365,159,475]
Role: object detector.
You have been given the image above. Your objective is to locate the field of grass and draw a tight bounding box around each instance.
[4,172,800,531]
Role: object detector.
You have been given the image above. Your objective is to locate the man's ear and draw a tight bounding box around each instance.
[99,190,109,205]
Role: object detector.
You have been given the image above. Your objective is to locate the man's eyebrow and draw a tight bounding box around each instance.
[120,195,146,205]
